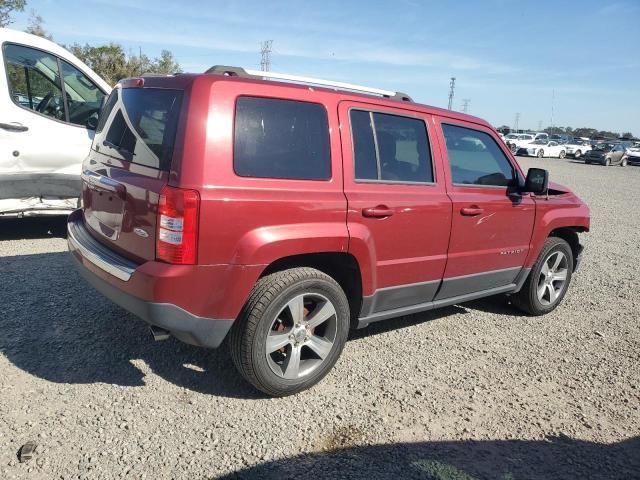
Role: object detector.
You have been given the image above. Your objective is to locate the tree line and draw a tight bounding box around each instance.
[0,0,181,85]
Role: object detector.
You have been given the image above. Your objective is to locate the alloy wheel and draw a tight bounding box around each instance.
[265,293,338,379]
[536,251,569,306]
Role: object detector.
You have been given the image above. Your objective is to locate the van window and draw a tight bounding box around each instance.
[60,60,106,127]
[350,109,433,183]
[4,44,65,121]
[442,123,515,187]
[234,97,331,180]
[101,88,183,170]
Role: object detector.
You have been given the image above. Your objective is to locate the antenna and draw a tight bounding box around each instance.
[447,77,456,110]
[260,40,273,72]
[461,98,470,113]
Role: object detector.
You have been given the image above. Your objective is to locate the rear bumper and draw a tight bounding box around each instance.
[67,210,236,348]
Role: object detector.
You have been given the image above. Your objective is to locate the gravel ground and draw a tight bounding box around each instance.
[0,157,638,479]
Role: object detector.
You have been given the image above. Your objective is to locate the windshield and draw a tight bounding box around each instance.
[505,134,518,139]
[593,143,614,152]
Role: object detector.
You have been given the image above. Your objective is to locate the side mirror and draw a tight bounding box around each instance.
[522,168,549,194]
[86,114,99,130]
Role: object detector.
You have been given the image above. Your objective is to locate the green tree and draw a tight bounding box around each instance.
[621,132,634,139]
[25,9,52,40]
[68,43,182,85]
[0,0,26,27]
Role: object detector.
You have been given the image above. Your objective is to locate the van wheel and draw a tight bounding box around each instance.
[512,237,573,316]
[228,268,350,397]
[537,149,544,158]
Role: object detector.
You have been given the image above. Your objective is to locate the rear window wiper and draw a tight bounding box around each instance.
[103,140,135,157]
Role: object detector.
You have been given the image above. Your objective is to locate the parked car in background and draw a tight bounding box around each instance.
[583,143,628,166]
[0,28,111,218]
[624,142,640,165]
[563,139,592,159]
[505,133,536,153]
[68,66,590,396]
[517,140,567,158]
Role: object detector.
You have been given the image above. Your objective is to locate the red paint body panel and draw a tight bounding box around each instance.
[75,72,590,324]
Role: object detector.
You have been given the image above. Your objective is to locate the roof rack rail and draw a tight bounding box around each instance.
[204,65,412,102]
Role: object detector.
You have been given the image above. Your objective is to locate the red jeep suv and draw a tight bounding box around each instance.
[68,66,590,396]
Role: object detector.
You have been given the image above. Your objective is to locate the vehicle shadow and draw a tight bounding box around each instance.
[0,216,68,240]
[217,436,640,479]
[0,251,521,399]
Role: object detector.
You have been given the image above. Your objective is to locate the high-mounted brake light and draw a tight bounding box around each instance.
[156,185,200,264]
[119,78,145,88]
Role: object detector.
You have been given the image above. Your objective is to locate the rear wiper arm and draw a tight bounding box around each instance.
[103,140,135,157]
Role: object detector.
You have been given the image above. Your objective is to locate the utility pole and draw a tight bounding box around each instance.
[461,98,470,113]
[514,112,520,132]
[260,40,273,72]
[538,120,543,132]
[447,77,456,110]
[550,89,555,134]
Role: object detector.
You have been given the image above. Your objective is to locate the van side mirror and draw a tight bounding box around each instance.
[522,168,549,194]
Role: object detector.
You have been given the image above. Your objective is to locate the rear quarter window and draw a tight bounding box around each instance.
[233,96,331,180]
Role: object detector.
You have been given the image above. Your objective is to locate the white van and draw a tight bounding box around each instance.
[0,28,111,217]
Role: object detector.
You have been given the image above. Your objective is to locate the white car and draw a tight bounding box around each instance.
[505,132,549,153]
[563,140,592,159]
[0,28,111,218]
[516,140,567,158]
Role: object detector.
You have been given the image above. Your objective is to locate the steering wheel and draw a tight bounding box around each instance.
[36,92,54,113]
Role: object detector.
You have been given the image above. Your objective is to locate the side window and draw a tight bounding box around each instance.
[234,97,331,180]
[4,44,65,121]
[442,123,515,187]
[60,60,106,127]
[350,109,434,183]
[95,90,118,133]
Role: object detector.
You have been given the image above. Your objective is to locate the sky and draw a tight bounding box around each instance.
[9,0,640,134]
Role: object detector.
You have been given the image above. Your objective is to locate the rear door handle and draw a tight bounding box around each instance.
[82,169,127,199]
[0,122,28,132]
[460,206,484,216]
[362,206,394,218]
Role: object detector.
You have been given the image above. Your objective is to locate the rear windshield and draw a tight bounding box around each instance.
[99,87,183,170]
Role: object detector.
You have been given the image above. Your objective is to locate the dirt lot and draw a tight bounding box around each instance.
[0,157,638,479]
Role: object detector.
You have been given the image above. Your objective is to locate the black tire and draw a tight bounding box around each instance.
[537,149,544,158]
[228,267,350,397]
[621,157,628,167]
[510,143,517,154]
[511,237,573,316]
[575,150,582,158]
[559,150,566,159]
[605,158,611,166]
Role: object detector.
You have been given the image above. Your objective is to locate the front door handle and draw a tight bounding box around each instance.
[0,122,28,132]
[362,206,394,218]
[460,206,484,216]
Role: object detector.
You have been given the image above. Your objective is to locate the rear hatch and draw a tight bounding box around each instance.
[82,81,184,263]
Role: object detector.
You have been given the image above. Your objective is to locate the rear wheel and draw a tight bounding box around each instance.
[621,157,628,167]
[559,150,566,159]
[510,143,517,154]
[229,268,350,396]
[512,237,573,316]
[575,150,582,158]
[605,158,611,166]
[537,149,544,158]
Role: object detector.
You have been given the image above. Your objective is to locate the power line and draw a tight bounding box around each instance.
[447,77,456,110]
[461,98,470,113]
[260,40,273,72]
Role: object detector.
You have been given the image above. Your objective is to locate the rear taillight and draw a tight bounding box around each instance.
[156,185,200,264]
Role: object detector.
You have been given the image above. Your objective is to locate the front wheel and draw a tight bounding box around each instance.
[575,150,582,158]
[559,150,566,159]
[537,149,544,158]
[512,237,573,316]
[228,267,350,396]
[621,157,628,167]
[605,158,611,166]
